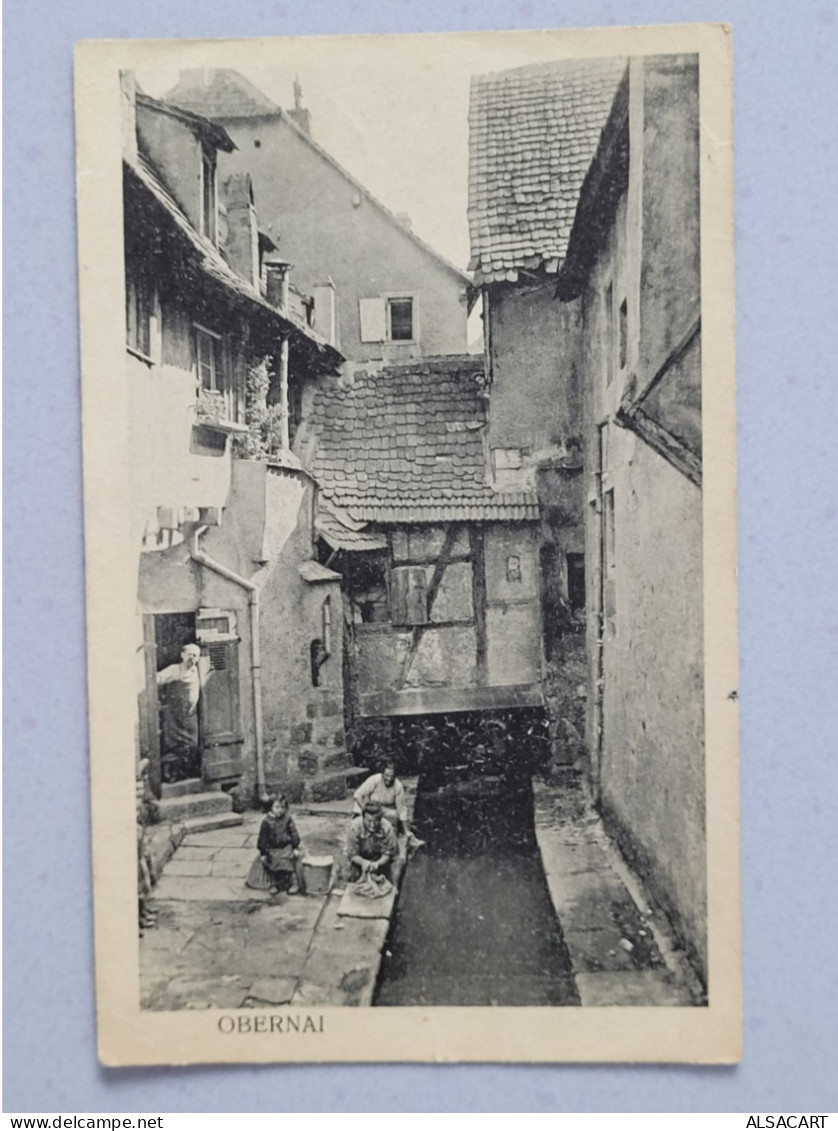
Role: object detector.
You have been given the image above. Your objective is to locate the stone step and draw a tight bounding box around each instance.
[295,747,353,776]
[181,812,245,835]
[160,778,205,799]
[157,791,233,823]
[301,766,369,804]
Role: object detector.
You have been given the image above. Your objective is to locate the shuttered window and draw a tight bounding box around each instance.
[390,566,428,626]
[359,297,387,342]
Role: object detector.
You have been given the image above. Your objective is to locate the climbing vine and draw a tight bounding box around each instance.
[233,356,287,460]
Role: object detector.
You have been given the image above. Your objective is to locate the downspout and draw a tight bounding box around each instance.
[191,525,269,804]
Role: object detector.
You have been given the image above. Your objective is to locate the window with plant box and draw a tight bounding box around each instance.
[194,326,234,424]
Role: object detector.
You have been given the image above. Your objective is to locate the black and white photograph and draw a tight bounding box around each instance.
[74,23,738,1064]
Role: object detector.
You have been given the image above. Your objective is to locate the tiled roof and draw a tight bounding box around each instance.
[468,57,625,286]
[136,92,236,152]
[314,509,388,552]
[309,356,539,524]
[164,69,282,120]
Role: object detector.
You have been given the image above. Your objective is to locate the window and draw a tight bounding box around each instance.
[201,149,217,244]
[506,555,522,583]
[387,298,413,341]
[194,326,236,426]
[347,556,390,625]
[126,278,153,358]
[359,296,417,343]
[390,566,428,626]
[566,553,585,612]
[604,282,614,386]
[196,327,224,392]
[603,489,616,621]
[619,298,628,370]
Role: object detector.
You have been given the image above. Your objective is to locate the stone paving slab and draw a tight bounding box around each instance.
[245,977,298,1006]
[164,859,215,877]
[181,832,253,849]
[152,875,274,902]
[575,969,693,1007]
[174,845,219,861]
[533,776,700,1007]
[561,927,642,973]
[141,800,400,1010]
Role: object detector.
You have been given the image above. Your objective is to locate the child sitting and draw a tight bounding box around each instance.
[249,794,306,895]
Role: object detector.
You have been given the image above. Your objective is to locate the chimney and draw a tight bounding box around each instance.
[178,69,211,92]
[264,257,292,310]
[312,278,337,346]
[287,75,313,137]
[120,71,138,164]
[222,174,259,287]
[395,212,413,232]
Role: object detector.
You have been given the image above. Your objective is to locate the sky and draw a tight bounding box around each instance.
[136,29,623,274]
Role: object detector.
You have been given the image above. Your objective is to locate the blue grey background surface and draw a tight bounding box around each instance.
[4,0,837,1113]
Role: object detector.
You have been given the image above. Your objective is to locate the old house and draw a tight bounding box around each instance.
[469,55,705,980]
[122,75,356,818]
[559,55,705,981]
[300,355,544,761]
[467,59,626,764]
[162,69,473,363]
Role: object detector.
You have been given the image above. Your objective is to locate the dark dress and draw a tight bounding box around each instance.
[255,812,301,886]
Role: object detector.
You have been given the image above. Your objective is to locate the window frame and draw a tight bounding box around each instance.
[193,323,240,428]
[386,296,415,342]
[126,276,155,362]
[200,147,218,245]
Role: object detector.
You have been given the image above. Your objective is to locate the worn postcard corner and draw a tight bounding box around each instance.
[75,22,739,1066]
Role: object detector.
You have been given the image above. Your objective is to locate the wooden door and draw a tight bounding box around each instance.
[198,638,244,782]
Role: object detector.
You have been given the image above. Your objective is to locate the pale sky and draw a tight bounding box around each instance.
[135,29,623,274]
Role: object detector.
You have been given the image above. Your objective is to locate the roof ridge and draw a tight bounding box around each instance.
[165,69,471,286]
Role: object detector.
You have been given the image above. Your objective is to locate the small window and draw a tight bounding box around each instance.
[619,298,628,370]
[358,297,416,343]
[492,448,523,472]
[195,327,225,393]
[126,278,153,357]
[322,597,333,657]
[201,149,217,244]
[506,555,522,583]
[347,557,390,624]
[603,489,616,620]
[387,298,414,341]
[390,566,428,626]
[566,553,585,612]
[604,282,614,386]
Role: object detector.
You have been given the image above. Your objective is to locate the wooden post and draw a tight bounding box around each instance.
[469,526,488,686]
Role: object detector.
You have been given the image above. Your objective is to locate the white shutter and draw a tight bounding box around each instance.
[359,297,386,342]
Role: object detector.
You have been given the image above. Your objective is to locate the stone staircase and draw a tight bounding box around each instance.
[158,778,244,834]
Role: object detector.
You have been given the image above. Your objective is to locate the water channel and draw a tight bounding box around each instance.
[374,771,580,1006]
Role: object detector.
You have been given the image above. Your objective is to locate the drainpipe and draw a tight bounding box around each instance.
[191,525,269,804]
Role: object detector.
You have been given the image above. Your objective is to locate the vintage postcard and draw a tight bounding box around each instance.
[74,22,739,1065]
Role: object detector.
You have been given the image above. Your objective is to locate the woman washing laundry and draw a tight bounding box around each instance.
[353,762,425,866]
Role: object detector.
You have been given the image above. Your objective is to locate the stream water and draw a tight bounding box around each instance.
[374,772,579,1006]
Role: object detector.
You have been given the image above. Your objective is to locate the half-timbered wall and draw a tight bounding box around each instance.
[350,521,542,717]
